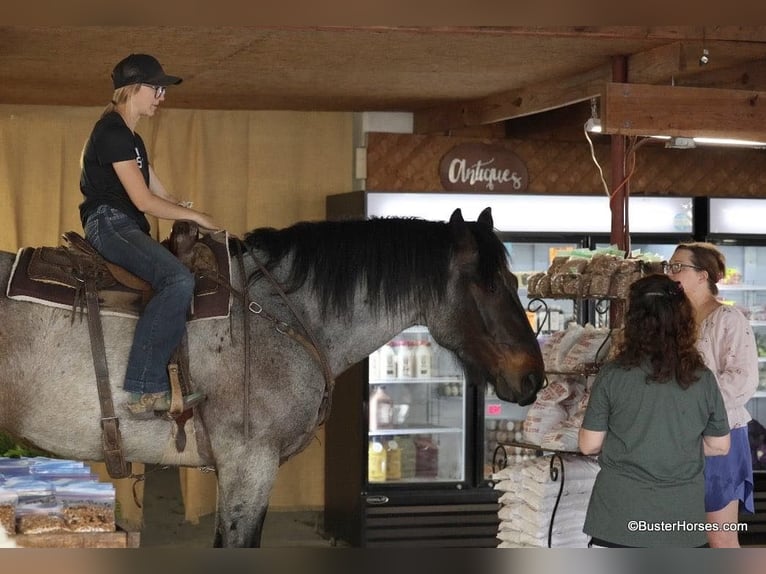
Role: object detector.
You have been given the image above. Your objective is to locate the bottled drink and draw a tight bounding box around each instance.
[398,436,416,479]
[379,343,397,379]
[368,348,381,380]
[414,437,439,478]
[385,439,402,480]
[396,341,415,378]
[368,438,386,482]
[415,341,432,377]
[369,385,393,431]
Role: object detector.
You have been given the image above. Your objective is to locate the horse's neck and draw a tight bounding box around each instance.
[236,257,418,373]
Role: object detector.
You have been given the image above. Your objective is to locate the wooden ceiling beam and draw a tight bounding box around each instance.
[415,37,766,134]
[414,64,612,133]
[601,82,766,140]
[628,40,766,85]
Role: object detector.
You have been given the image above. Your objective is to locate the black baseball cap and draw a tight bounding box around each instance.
[111,54,182,90]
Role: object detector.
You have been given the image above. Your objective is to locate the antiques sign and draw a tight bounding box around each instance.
[439,143,528,193]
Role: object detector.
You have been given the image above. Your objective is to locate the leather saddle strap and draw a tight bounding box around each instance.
[83,278,133,479]
[167,364,185,415]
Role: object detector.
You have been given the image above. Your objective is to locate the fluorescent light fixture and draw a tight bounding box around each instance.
[693,136,766,148]
[365,192,693,234]
[584,117,766,148]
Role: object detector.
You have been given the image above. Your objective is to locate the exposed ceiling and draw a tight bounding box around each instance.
[2,26,766,134]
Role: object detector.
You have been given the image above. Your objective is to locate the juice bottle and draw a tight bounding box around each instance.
[398,436,416,479]
[385,439,402,480]
[369,385,393,431]
[368,438,386,482]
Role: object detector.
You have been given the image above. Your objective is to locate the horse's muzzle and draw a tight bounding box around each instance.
[494,370,543,406]
[515,371,543,406]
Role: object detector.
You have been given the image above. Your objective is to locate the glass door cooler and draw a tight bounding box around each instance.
[706,198,766,545]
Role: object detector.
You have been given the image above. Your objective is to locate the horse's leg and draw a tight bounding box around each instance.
[213,449,279,547]
[214,506,267,548]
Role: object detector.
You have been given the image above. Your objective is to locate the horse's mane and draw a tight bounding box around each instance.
[235,216,509,317]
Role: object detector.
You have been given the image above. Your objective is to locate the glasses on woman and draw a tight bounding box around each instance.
[143,84,166,99]
[664,262,702,274]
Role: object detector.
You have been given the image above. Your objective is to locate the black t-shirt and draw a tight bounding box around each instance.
[79,111,151,234]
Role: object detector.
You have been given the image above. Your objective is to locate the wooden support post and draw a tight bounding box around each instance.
[610,56,628,328]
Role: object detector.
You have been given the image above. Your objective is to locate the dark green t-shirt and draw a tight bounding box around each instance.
[79,111,151,234]
[582,361,729,547]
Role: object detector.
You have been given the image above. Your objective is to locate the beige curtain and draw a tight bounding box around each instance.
[0,104,352,249]
[0,103,354,515]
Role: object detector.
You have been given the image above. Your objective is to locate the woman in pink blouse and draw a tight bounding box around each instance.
[667,242,759,547]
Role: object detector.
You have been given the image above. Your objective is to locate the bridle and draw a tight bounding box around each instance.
[228,239,335,440]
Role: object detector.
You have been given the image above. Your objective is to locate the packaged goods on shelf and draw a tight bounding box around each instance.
[0,458,116,537]
[54,480,115,532]
[0,488,17,535]
[527,247,663,301]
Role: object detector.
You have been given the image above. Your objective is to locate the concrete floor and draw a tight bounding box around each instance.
[139,465,337,548]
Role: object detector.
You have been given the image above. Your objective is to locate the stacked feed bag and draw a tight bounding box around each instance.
[493,454,599,547]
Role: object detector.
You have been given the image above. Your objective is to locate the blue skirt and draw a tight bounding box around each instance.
[704,426,754,513]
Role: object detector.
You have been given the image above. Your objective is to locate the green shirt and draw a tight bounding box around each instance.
[582,361,729,547]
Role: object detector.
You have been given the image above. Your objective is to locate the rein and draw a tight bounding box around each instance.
[227,239,335,440]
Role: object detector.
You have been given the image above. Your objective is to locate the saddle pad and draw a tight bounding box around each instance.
[6,231,231,321]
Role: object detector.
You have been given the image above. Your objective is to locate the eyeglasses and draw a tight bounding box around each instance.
[143,84,166,99]
[664,262,702,274]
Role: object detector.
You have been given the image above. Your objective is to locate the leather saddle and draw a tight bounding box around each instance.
[7,221,230,320]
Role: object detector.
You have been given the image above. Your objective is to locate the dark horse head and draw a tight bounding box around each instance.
[428,207,545,405]
[239,207,545,406]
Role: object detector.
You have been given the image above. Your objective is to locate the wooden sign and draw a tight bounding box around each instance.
[439,143,528,192]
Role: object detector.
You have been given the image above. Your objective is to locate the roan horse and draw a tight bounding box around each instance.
[0,207,544,547]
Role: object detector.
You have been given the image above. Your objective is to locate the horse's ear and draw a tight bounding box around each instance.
[449,208,465,225]
[478,207,494,228]
[449,208,478,266]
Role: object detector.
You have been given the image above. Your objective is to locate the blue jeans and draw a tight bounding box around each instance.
[84,205,194,394]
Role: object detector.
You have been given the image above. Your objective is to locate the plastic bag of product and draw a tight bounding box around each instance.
[30,461,94,480]
[538,331,568,372]
[54,480,116,532]
[553,324,585,371]
[0,458,31,478]
[584,253,623,298]
[609,258,642,298]
[1,478,55,504]
[522,378,579,444]
[15,500,65,534]
[526,272,546,298]
[552,255,591,298]
[0,488,17,536]
[558,325,612,371]
[536,274,553,298]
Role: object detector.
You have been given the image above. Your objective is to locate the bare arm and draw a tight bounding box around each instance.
[578,428,606,455]
[703,433,730,457]
[148,165,179,203]
[113,160,220,230]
